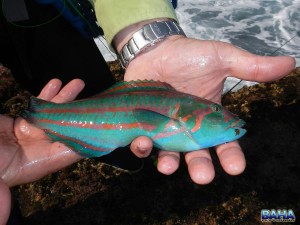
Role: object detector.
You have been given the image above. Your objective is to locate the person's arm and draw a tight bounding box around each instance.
[94,0,177,50]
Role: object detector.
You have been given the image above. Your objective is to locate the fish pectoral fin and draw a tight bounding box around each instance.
[178,117,199,146]
[133,109,179,133]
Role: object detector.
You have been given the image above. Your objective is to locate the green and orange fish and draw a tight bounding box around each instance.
[21,80,246,157]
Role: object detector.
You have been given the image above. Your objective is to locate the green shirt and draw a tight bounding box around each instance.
[93,0,177,48]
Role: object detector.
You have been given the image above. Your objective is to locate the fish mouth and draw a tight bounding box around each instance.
[228,119,246,136]
[230,118,246,128]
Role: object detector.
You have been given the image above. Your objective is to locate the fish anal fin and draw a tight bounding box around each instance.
[45,130,113,158]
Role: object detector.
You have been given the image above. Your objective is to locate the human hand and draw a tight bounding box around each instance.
[124,35,296,184]
[0,79,84,224]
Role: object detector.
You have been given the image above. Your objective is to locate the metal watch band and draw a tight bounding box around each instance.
[119,20,186,68]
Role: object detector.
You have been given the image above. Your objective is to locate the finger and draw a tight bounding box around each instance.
[185,149,215,184]
[0,179,11,225]
[130,136,153,158]
[157,151,180,175]
[37,79,62,100]
[51,79,85,103]
[224,44,296,82]
[215,141,246,175]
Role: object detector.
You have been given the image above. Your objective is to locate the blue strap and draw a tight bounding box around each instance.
[171,0,178,9]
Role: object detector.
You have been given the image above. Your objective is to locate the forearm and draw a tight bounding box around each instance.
[93,0,177,50]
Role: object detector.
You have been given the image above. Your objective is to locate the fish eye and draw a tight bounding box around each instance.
[235,129,240,136]
[211,104,222,112]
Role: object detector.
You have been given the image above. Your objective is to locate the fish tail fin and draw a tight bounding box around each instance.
[20,109,34,123]
[20,97,50,123]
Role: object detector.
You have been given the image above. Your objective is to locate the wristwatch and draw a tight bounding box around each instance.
[119,20,186,68]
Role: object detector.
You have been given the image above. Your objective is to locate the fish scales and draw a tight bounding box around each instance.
[21,80,246,157]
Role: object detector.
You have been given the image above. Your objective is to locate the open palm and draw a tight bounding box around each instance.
[125,36,296,184]
[0,79,85,188]
[0,79,86,223]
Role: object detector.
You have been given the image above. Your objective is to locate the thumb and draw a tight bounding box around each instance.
[224,46,296,82]
[0,179,11,225]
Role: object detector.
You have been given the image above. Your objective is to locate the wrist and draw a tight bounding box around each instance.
[114,19,186,68]
[113,18,171,53]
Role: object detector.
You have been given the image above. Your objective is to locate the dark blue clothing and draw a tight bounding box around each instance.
[33,0,103,38]
[0,0,114,98]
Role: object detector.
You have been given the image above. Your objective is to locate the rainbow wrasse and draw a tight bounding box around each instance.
[21,80,246,157]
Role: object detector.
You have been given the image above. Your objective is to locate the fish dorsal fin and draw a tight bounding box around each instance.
[99,80,175,95]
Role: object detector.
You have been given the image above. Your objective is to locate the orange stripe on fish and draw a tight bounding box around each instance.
[37,118,156,131]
